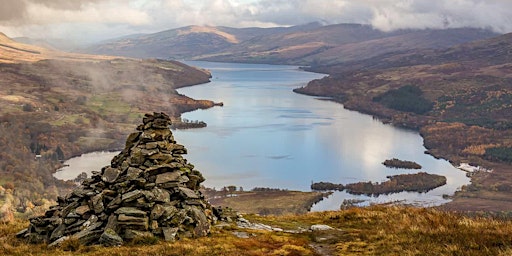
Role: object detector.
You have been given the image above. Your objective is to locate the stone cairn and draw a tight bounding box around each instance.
[18,112,215,246]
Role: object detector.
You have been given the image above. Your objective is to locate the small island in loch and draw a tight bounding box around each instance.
[345,172,447,196]
[382,158,422,169]
[310,182,345,191]
[312,172,447,196]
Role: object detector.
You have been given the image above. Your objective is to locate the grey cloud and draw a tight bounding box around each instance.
[365,0,512,32]
[0,0,105,24]
[238,0,512,33]
[0,1,27,22]
[2,0,512,43]
[37,0,104,10]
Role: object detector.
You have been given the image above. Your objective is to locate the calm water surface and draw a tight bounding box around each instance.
[54,61,470,210]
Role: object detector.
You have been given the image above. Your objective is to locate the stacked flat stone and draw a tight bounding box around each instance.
[18,112,212,246]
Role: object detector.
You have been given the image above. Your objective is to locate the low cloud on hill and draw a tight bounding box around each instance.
[1,0,512,43]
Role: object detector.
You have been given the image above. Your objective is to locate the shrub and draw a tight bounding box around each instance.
[485,147,512,163]
[22,104,34,112]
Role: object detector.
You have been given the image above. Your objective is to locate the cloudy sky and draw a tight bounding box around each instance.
[1,0,512,43]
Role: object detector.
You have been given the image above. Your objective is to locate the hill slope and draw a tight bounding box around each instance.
[83,23,499,65]
[0,33,215,215]
[0,32,114,63]
[296,32,512,211]
[85,22,325,59]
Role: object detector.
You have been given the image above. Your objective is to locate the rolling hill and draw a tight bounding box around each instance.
[0,32,114,63]
[0,33,215,216]
[83,23,499,66]
[85,22,324,59]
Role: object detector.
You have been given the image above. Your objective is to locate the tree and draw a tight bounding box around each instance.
[55,146,65,160]
[227,185,237,196]
[373,85,433,114]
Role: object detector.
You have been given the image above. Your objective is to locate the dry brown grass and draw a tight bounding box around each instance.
[1,219,315,256]
[249,206,512,255]
[208,191,327,215]
[3,206,512,255]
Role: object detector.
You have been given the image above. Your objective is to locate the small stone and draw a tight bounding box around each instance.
[91,194,104,214]
[146,142,158,150]
[75,205,90,216]
[141,148,159,156]
[121,190,143,202]
[82,215,99,228]
[310,224,334,231]
[16,228,28,238]
[115,207,147,217]
[73,222,103,245]
[149,220,159,230]
[160,205,179,221]
[189,207,210,236]
[145,163,182,176]
[72,187,93,198]
[48,236,70,248]
[117,215,149,231]
[105,214,119,233]
[99,228,124,246]
[125,132,141,146]
[50,224,66,241]
[178,187,199,199]
[126,167,143,180]
[106,196,122,210]
[102,167,121,183]
[152,118,169,129]
[151,188,170,203]
[155,172,181,184]
[232,231,250,239]
[150,204,165,220]
[162,227,179,241]
[124,229,153,240]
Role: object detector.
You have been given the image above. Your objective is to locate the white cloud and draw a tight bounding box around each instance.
[1,0,512,42]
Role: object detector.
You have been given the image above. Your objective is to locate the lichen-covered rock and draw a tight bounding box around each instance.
[18,112,215,246]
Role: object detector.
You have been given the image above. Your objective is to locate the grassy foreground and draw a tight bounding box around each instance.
[3,206,512,255]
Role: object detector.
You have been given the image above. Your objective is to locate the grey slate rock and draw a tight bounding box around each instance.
[99,228,124,246]
[20,112,216,246]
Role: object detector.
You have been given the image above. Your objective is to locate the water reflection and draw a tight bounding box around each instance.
[54,61,470,211]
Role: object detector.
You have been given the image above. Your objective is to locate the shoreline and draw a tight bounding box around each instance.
[293,75,512,212]
[52,62,466,212]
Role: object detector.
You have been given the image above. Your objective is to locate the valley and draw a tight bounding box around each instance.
[1,20,512,225]
[2,0,512,253]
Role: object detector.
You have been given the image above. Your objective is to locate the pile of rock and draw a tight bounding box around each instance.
[18,112,213,246]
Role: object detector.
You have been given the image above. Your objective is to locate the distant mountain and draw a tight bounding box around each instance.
[308,31,512,74]
[85,22,325,59]
[83,23,499,65]
[13,37,88,52]
[0,32,114,63]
